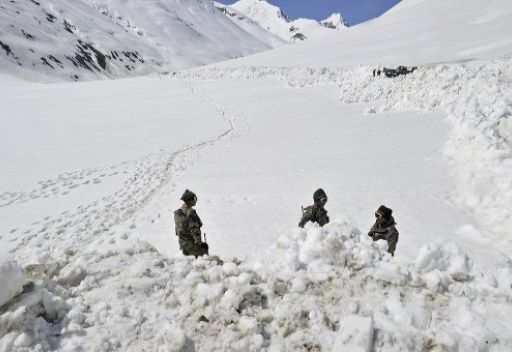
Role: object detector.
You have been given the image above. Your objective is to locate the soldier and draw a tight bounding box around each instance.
[298,188,330,228]
[368,205,399,256]
[174,189,209,258]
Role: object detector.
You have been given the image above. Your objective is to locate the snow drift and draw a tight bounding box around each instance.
[1,222,511,351]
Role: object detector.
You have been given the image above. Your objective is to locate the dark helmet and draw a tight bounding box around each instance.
[375,205,392,220]
[313,188,327,203]
[181,189,197,203]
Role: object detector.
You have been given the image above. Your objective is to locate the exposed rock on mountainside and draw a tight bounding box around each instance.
[0,0,281,81]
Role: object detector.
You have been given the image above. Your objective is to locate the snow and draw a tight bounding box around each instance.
[321,13,349,30]
[1,0,512,350]
[0,262,24,308]
[213,1,287,48]
[6,224,509,351]
[332,315,374,352]
[214,0,512,68]
[229,0,346,42]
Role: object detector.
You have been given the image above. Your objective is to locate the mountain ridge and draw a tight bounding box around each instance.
[228,0,348,42]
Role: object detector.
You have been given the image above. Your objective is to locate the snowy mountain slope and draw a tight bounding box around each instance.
[228,0,348,42]
[213,1,287,48]
[0,0,277,81]
[214,0,512,67]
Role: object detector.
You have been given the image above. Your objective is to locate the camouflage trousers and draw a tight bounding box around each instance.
[179,237,209,258]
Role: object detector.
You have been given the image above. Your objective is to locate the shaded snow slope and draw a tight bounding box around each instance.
[213,2,287,48]
[0,0,277,81]
[214,0,512,68]
[228,0,347,42]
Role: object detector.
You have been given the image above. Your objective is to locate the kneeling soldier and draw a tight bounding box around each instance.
[174,189,209,258]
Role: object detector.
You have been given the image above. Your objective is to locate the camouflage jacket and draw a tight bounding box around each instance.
[298,204,330,228]
[174,205,202,244]
[368,217,399,255]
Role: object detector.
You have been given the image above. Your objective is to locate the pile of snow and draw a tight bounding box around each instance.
[227,0,347,42]
[0,0,280,81]
[1,222,511,351]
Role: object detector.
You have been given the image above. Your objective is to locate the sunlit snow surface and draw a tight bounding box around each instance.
[1,0,512,350]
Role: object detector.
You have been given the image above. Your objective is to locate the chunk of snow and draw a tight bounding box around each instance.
[0,261,24,307]
[332,315,374,352]
[415,240,473,281]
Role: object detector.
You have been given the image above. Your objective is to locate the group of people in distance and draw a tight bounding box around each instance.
[174,188,399,258]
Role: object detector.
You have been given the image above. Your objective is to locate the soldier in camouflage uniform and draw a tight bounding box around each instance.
[368,205,399,256]
[174,189,209,258]
[298,188,330,228]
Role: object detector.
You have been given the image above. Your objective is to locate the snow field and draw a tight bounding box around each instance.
[1,221,511,351]
[175,58,512,257]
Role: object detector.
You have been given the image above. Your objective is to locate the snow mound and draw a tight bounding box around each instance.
[0,262,24,308]
[1,222,511,350]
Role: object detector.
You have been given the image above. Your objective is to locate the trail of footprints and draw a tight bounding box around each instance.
[8,81,239,261]
[0,163,132,207]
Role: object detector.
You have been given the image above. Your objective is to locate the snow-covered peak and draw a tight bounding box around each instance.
[231,0,289,23]
[229,0,346,42]
[321,13,349,30]
[213,1,287,48]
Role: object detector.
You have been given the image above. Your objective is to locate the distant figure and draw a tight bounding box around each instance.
[298,188,330,228]
[174,189,209,258]
[368,205,399,256]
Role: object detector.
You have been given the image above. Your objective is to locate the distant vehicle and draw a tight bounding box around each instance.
[383,66,417,77]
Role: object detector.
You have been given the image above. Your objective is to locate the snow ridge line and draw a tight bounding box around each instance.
[10,81,239,264]
[171,65,353,86]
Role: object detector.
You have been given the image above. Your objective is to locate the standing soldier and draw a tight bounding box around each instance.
[174,189,209,258]
[298,188,330,228]
[368,205,399,256]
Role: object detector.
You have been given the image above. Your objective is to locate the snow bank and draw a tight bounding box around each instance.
[0,262,24,308]
[339,59,512,238]
[1,222,511,351]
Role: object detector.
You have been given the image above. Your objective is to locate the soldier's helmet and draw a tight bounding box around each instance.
[313,188,327,203]
[181,189,197,203]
